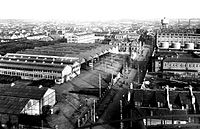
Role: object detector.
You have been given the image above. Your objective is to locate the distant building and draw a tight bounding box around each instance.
[161,17,169,29]
[127,33,140,41]
[157,33,200,50]
[27,33,53,41]
[115,33,128,41]
[0,53,80,84]
[65,33,95,43]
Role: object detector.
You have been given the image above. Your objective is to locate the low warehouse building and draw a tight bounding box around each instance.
[0,53,80,84]
[0,84,56,128]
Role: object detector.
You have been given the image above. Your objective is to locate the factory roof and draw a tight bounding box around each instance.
[6,53,79,63]
[0,53,79,72]
[0,96,29,114]
[0,59,67,72]
[0,85,49,100]
[16,43,114,63]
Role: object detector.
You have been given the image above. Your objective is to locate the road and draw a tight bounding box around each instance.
[92,46,151,129]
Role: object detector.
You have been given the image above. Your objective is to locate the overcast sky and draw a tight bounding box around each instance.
[1,0,199,21]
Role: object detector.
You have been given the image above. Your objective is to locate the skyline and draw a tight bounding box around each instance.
[0,0,200,22]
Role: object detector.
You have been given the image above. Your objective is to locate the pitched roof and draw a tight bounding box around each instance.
[0,96,29,114]
[0,85,48,100]
[132,89,200,108]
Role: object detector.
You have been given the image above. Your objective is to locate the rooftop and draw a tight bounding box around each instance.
[17,43,114,62]
[0,96,29,114]
[0,84,48,100]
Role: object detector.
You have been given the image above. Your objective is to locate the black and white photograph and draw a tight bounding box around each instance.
[0,0,200,129]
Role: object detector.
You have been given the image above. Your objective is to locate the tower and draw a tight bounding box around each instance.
[161,17,169,29]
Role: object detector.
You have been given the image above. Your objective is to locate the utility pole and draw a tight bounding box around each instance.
[120,100,124,129]
[93,99,96,123]
[138,61,140,84]
[99,74,101,98]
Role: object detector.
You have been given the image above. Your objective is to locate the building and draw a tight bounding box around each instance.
[0,85,56,115]
[0,53,80,84]
[151,50,198,73]
[0,85,55,128]
[65,33,95,43]
[161,17,169,29]
[115,33,128,41]
[127,33,140,41]
[27,33,53,41]
[163,57,200,77]
[130,88,200,125]
[110,40,140,59]
[157,33,200,50]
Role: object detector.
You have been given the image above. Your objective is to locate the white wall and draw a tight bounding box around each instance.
[43,88,56,106]
[21,99,40,115]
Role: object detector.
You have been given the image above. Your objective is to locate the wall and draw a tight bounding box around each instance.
[21,99,40,115]
[43,88,56,106]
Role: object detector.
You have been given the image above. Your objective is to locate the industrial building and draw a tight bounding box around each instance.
[16,43,119,70]
[0,84,56,115]
[163,57,200,77]
[157,33,200,50]
[0,53,80,84]
[65,33,95,43]
[0,84,55,128]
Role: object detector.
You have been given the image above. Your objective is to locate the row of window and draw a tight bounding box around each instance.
[164,62,200,69]
[0,66,62,74]
[158,36,200,39]
[0,69,60,80]
[134,101,164,108]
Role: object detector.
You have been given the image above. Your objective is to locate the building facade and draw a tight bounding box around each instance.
[163,57,200,77]
[157,33,200,50]
[130,88,200,125]
[0,53,80,84]
[65,33,95,43]
[21,88,56,115]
